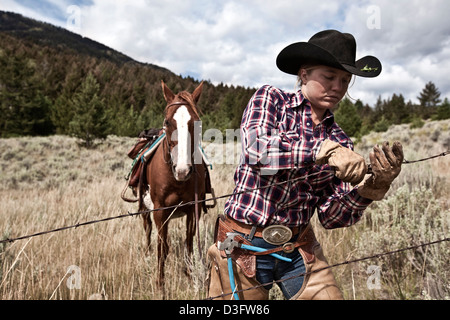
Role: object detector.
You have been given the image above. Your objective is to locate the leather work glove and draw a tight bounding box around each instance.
[315,139,367,185]
[357,141,404,201]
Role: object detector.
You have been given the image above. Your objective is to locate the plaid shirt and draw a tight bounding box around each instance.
[224,85,372,229]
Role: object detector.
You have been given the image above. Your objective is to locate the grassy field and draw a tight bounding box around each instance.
[0,120,449,300]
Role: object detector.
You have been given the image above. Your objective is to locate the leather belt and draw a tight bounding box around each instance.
[223,215,304,239]
[221,215,310,256]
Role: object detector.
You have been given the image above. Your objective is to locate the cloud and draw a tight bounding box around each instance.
[1,0,449,106]
[342,0,450,104]
[0,0,61,25]
[350,64,424,105]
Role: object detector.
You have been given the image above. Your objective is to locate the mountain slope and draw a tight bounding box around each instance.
[0,11,150,67]
[0,11,255,138]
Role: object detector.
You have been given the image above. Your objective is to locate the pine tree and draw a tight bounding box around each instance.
[417,81,441,119]
[389,93,409,124]
[68,73,108,148]
[434,98,450,120]
[418,81,441,108]
[50,64,84,135]
[334,98,362,137]
[0,49,53,137]
[106,103,142,137]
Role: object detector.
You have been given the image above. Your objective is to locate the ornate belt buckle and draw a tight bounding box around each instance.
[262,225,292,246]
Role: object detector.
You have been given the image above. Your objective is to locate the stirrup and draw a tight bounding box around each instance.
[205,187,217,209]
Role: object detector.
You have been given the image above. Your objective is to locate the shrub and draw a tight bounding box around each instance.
[410,116,425,129]
[373,116,391,132]
[353,185,449,299]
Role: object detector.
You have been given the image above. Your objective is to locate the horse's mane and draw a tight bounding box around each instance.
[165,91,202,119]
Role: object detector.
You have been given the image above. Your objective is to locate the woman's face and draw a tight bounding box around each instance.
[301,65,352,111]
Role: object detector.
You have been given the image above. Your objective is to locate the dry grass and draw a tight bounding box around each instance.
[320,119,450,300]
[0,119,449,300]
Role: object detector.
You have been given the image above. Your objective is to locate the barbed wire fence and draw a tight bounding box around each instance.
[0,150,449,299]
[206,237,450,300]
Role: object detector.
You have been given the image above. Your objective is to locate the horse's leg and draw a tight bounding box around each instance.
[142,161,154,253]
[154,210,170,290]
[141,185,154,253]
[184,209,195,277]
[186,209,195,255]
[142,212,152,253]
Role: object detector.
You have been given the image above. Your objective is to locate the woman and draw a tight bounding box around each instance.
[207,30,403,300]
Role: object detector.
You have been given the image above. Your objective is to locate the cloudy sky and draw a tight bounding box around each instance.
[1,0,450,106]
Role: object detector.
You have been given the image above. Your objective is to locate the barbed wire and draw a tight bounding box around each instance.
[206,237,450,300]
[0,172,321,245]
[1,149,449,299]
[403,150,450,164]
[0,149,449,246]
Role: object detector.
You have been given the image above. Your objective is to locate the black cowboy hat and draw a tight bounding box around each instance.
[276,29,382,78]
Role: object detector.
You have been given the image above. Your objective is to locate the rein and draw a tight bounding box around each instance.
[162,130,173,165]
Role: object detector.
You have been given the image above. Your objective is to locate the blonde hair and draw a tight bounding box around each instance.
[296,64,318,88]
[295,64,356,101]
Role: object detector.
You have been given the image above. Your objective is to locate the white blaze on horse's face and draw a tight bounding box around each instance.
[172,105,192,181]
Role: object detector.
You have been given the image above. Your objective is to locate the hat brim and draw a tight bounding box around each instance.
[276,42,382,78]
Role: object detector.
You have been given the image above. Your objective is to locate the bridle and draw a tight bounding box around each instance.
[161,99,203,258]
[162,100,200,175]
[162,101,189,166]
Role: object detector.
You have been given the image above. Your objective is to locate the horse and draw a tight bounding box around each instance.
[140,81,207,289]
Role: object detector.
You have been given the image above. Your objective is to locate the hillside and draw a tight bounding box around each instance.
[0,11,255,138]
[0,11,136,66]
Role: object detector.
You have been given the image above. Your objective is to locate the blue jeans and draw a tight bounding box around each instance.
[242,233,306,299]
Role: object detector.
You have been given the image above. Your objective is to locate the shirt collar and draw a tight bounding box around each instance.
[288,89,307,109]
[322,109,335,126]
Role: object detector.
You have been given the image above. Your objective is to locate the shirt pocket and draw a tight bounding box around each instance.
[277,107,298,131]
[277,130,300,155]
[283,130,300,142]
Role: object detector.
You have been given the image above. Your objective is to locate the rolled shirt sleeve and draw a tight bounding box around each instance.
[317,178,373,229]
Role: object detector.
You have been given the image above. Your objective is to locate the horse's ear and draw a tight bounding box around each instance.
[161,80,175,103]
[192,81,204,105]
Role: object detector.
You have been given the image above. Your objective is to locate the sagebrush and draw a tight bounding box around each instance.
[0,120,448,299]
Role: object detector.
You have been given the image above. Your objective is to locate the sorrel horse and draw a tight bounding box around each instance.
[140,81,207,288]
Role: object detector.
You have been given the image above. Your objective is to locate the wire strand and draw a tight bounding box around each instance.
[1,149,449,245]
[0,149,448,299]
[206,237,450,300]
